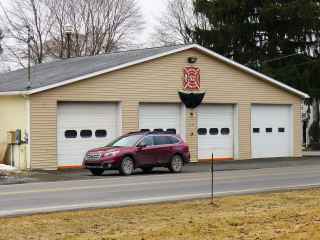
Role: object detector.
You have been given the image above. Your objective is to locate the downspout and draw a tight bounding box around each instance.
[22,94,31,170]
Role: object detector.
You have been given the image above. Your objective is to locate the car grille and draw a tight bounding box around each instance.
[84,163,101,167]
[86,153,101,160]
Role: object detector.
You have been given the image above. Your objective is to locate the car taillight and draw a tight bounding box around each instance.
[184,144,189,150]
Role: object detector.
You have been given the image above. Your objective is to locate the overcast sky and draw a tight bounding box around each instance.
[0,0,167,26]
[139,0,166,23]
[0,0,167,43]
[137,0,168,43]
[0,0,167,20]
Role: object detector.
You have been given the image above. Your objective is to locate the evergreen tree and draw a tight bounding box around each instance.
[191,0,265,66]
[190,0,320,99]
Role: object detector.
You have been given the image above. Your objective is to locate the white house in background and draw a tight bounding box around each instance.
[301,101,318,147]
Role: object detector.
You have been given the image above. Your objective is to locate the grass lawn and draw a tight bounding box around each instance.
[1,188,320,239]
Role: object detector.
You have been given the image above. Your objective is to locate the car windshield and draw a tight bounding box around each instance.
[106,135,141,147]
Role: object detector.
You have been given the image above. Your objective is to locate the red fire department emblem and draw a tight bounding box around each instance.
[183,67,201,90]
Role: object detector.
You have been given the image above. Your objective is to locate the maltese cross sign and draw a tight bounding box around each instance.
[183,67,201,91]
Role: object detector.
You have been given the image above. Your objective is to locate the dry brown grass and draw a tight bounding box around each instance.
[0,169,21,177]
[1,189,320,239]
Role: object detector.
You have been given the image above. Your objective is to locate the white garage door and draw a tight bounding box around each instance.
[57,102,118,167]
[198,104,234,160]
[139,103,182,135]
[251,104,292,158]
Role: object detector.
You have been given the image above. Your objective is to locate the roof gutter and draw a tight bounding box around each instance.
[0,91,31,96]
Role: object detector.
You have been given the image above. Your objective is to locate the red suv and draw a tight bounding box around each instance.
[82,131,190,175]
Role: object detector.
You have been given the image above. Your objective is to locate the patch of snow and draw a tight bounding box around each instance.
[0,164,18,171]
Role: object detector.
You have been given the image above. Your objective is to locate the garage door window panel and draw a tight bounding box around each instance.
[81,130,92,138]
[253,128,260,133]
[209,128,218,135]
[140,129,150,133]
[65,130,77,138]
[198,128,207,135]
[166,128,176,134]
[153,128,164,133]
[266,128,272,133]
[95,129,107,138]
[221,128,230,135]
[278,128,285,133]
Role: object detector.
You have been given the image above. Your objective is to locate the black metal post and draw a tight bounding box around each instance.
[27,25,32,89]
[67,34,71,58]
[211,153,213,204]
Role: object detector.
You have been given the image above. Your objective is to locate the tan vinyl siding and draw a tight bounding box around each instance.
[30,48,302,169]
[185,107,198,162]
[238,103,252,159]
[122,101,139,134]
[294,104,302,157]
[30,99,57,170]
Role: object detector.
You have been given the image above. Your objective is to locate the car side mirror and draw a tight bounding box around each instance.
[139,143,147,150]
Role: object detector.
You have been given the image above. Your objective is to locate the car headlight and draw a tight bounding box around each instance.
[103,151,119,157]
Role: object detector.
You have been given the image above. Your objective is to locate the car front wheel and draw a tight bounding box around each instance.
[119,157,134,175]
[90,169,104,176]
[169,155,183,173]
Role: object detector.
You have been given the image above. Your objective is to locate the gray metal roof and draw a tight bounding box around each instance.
[0,44,188,93]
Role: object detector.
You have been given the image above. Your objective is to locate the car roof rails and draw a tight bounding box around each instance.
[144,131,176,134]
[126,131,143,135]
[126,131,177,135]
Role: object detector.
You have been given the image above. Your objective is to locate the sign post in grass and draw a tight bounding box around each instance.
[211,153,214,205]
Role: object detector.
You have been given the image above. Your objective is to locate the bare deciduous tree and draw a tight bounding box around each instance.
[0,27,3,55]
[0,0,53,66]
[0,0,144,69]
[150,0,209,46]
[45,0,144,58]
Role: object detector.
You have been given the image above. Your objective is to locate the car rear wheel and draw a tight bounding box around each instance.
[89,169,104,176]
[119,157,134,175]
[169,155,183,173]
[141,167,153,173]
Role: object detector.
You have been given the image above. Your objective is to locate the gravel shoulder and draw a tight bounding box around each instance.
[0,166,93,185]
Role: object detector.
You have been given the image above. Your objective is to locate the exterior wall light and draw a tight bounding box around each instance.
[64,24,73,35]
[188,57,198,63]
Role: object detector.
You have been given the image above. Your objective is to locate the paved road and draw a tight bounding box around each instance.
[1,161,320,218]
